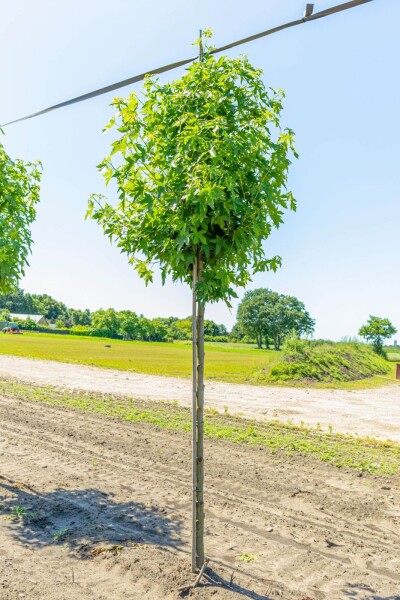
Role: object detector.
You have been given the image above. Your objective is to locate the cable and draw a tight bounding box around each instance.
[2,0,374,127]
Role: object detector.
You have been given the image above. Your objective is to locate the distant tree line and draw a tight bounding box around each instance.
[0,287,320,347]
[0,289,229,343]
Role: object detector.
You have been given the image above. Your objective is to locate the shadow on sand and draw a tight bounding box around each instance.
[342,582,400,600]
[0,476,182,552]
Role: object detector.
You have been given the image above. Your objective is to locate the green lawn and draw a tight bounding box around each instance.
[0,332,279,384]
[0,332,397,388]
[386,347,400,362]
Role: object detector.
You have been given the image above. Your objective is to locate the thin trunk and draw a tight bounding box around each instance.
[191,257,197,573]
[258,332,262,349]
[196,255,205,569]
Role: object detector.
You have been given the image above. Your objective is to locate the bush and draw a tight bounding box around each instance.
[204,335,229,343]
[18,318,37,331]
[70,325,93,336]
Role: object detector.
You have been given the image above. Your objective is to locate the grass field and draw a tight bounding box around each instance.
[0,332,397,388]
[2,377,399,475]
[386,347,400,362]
[0,332,279,384]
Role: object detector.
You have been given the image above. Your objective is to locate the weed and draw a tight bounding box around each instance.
[238,552,262,563]
[1,379,400,475]
[11,505,35,521]
[53,528,69,541]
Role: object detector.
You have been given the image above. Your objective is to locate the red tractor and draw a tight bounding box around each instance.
[2,323,22,334]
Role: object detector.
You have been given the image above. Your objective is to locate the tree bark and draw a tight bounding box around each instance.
[192,253,205,571]
[191,257,197,573]
[196,256,205,569]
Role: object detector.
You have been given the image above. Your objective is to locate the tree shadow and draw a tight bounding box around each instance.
[342,582,400,600]
[0,476,182,554]
[191,567,280,600]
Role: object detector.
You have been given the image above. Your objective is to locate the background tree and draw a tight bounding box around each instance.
[359,315,397,356]
[87,32,296,570]
[236,288,314,349]
[91,308,120,338]
[0,137,41,294]
[70,308,92,327]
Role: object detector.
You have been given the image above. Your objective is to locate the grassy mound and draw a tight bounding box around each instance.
[265,338,391,384]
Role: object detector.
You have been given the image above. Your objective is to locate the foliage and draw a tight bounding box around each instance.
[91,308,121,338]
[70,325,92,336]
[359,315,397,357]
[87,36,297,305]
[0,137,42,293]
[236,288,314,349]
[0,308,10,321]
[0,288,69,321]
[16,318,37,330]
[70,308,92,326]
[266,336,390,383]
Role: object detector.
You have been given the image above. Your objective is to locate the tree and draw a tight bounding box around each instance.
[236,288,314,349]
[30,293,69,321]
[359,315,397,356]
[0,137,41,293]
[70,308,92,326]
[91,308,120,338]
[87,31,297,571]
[237,288,280,348]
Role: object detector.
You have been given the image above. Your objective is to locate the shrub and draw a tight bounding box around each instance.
[70,325,92,336]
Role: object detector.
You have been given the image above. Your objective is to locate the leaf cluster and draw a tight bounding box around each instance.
[88,48,297,304]
[0,138,42,293]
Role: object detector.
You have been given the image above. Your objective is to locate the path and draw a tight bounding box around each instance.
[0,354,399,440]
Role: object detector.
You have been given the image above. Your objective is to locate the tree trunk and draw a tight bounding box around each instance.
[256,331,262,349]
[191,257,198,573]
[196,290,205,568]
[192,253,205,571]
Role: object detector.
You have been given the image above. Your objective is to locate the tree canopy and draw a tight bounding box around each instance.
[87,33,297,305]
[0,137,42,293]
[236,288,315,349]
[358,315,397,356]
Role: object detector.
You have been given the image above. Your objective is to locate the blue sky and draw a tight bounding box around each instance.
[1,0,398,340]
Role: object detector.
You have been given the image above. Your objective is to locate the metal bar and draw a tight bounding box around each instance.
[2,0,374,127]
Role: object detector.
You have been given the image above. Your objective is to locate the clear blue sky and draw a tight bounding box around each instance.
[1,0,398,340]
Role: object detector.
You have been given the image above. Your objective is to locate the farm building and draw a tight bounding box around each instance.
[10,313,49,326]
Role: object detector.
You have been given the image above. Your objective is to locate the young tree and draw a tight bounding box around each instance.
[87,32,297,570]
[359,315,397,356]
[0,137,41,293]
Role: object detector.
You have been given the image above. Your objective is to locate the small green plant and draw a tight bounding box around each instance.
[238,552,262,563]
[53,527,69,541]
[12,505,35,521]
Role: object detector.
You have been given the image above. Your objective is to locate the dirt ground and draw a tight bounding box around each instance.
[1,391,400,599]
[0,355,399,441]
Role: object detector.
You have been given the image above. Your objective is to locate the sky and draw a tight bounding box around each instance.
[1,0,399,341]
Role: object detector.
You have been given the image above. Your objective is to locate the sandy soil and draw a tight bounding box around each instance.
[0,355,399,441]
[1,391,400,599]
